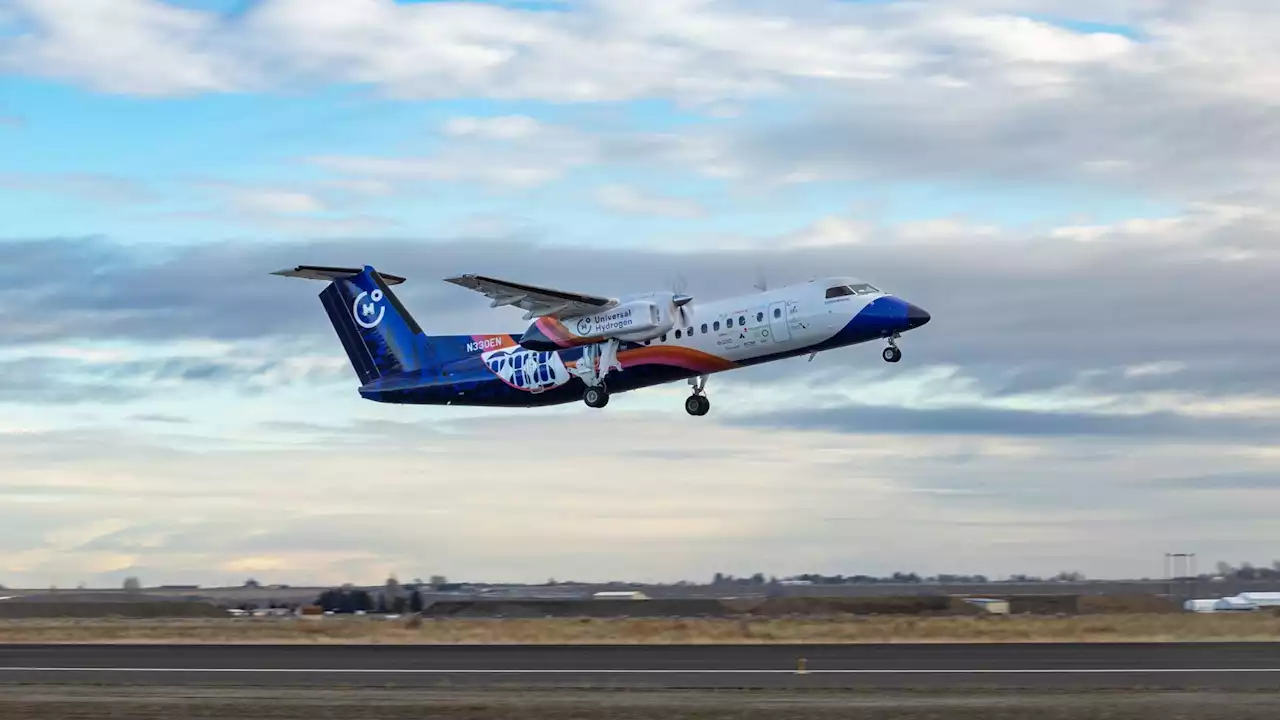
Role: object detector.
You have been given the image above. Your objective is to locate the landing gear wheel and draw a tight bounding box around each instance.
[685,394,710,416]
[583,385,609,408]
[882,346,902,363]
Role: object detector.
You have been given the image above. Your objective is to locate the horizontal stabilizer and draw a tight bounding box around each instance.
[272,265,407,285]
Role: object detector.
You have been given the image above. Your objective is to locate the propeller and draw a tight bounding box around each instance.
[753,266,768,292]
[667,274,693,326]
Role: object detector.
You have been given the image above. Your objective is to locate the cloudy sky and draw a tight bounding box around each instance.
[1,0,1278,589]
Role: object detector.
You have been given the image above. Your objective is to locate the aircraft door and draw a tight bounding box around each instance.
[768,301,790,344]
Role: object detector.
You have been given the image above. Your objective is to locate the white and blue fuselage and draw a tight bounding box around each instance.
[277,267,931,415]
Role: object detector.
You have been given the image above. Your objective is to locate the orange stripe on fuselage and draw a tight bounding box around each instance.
[563,345,737,373]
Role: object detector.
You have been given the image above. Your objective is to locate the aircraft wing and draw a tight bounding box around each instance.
[443,274,617,319]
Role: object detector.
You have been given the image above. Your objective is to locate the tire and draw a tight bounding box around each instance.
[882,346,902,363]
[584,386,609,408]
[685,395,710,416]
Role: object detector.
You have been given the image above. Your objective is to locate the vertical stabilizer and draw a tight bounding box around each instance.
[274,265,428,384]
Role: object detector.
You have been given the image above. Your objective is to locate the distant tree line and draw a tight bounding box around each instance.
[13,560,1280,597]
[1210,561,1280,580]
[709,571,1090,585]
[313,577,425,614]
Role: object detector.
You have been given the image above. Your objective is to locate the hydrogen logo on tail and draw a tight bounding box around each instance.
[353,289,386,329]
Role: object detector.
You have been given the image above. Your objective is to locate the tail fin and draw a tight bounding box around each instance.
[273,265,428,384]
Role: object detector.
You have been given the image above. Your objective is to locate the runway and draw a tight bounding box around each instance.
[4,642,1280,689]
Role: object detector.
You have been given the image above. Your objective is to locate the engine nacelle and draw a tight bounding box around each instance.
[519,299,674,351]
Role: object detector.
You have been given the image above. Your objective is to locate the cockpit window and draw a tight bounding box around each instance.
[827,283,879,298]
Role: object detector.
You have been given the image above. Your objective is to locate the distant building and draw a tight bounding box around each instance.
[1236,592,1280,607]
[961,598,1010,615]
[1184,596,1260,612]
[592,591,649,600]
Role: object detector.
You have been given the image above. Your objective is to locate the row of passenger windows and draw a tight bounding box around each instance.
[643,307,783,345]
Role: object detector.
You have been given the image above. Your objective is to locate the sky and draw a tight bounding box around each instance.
[1,0,1279,589]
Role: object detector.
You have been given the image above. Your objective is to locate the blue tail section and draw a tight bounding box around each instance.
[274,265,430,384]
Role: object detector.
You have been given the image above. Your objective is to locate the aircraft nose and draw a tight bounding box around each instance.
[905,303,930,330]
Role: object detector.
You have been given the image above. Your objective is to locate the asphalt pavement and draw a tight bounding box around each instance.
[3,643,1280,689]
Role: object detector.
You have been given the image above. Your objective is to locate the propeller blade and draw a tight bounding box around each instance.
[673,273,688,295]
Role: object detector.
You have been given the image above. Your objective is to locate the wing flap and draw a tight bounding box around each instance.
[444,274,615,319]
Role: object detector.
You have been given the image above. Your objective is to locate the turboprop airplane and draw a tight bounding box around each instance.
[273,264,930,416]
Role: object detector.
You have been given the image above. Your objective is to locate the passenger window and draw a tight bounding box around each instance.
[687,327,693,336]
[675,330,681,339]
[713,321,720,331]
[756,311,764,322]
[738,316,745,325]
[701,323,708,334]
[661,334,667,342]
[773,308,781,318]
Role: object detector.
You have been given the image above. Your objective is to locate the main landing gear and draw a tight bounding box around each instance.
[882,334,902,363]
[576,343,712,416]
[577,338,621,409]
[685,375,710,416]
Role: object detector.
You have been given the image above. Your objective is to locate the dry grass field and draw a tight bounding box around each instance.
[1,612,1279,644]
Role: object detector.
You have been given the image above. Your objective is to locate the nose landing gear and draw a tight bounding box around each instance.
[882,334,902,363]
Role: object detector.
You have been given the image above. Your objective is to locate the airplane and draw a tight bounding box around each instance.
[272,264,931,416]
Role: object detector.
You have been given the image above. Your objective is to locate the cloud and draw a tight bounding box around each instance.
[309,153,567,190]
[594,184,705,218]
[129,413,191,425]
[781,216,873,247]
[2,193,1278,420]
[0,0,1157,103]
[1155,471,1280,491]
[443,114,545,140]
[308,116,597,190]
[731,404,1280,443]
[123,3,1240,207]
[5,0,1280,587]
[2,413,1277,587]
[0,173,154,204]
[136,179,402,237]
[0,346,350,406]
[228,189,327,215]
[698,9,1280,200]
[1,0,249,96]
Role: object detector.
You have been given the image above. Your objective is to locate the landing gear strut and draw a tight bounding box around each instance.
[576,338,621,409]
[685,375,710,416]
[882,334,902,363]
